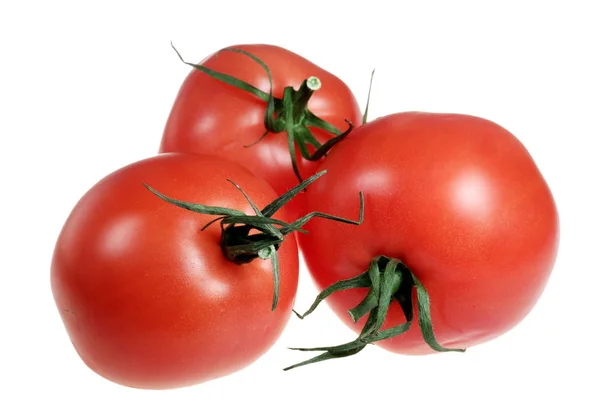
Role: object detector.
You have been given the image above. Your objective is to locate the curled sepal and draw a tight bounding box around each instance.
[144,170,364,311]
[412,273,464,353]
[362,69,376,124]
[171,42,270,102]
[304,120,354,162]
[283,340,368,371]
[292,273,371,320]
[284,255,464,370]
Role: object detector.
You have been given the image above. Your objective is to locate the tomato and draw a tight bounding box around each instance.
[293,112,559,365]
[51,153,299,389]
[159,44,363,218]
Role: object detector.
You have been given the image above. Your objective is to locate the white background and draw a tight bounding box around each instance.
[1,1,598,415]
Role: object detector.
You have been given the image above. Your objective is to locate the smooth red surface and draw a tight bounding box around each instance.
[51,153,299,389]
[160,44,363,218]
[299,112,559,354]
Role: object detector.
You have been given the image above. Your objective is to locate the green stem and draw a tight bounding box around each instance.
[292,76,321,121]
[144,171,364,311]
[284,255,465,370]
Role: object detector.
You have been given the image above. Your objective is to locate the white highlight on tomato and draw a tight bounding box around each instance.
[451,168,495,221]
[100,214,143,257]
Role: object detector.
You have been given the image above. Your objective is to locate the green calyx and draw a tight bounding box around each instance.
[284,255,465,370]
[144,171,364,312]
[171,43,355,183]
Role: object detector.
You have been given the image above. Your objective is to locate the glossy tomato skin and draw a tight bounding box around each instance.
[159,44,363,218]
[51,153,299,389]
[299,112,559,354]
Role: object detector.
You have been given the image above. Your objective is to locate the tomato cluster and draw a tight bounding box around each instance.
[51,44,559,389]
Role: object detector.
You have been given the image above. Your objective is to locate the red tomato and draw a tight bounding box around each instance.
[51,153,299,389]
[159,44,363,218]
[297,112,559,357]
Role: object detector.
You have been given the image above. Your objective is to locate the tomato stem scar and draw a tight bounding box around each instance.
[306,76,322,91]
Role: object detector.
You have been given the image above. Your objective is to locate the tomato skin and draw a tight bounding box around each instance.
[159,44,363,218]
[299,112,559,354]
[51,153,299,389]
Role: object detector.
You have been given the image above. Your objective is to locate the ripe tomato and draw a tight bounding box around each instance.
[159,44,363,218]
[295,112,559,363]
[51,153,299,389]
